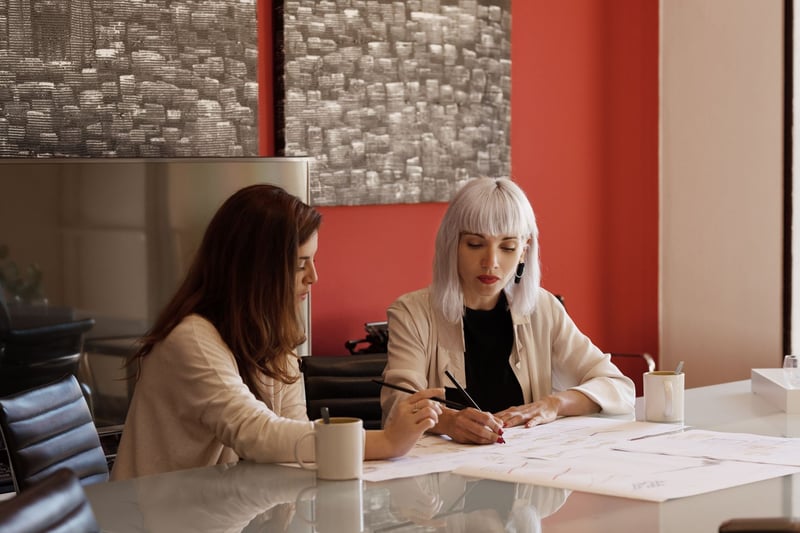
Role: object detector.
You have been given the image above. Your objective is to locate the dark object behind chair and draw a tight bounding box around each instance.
[345,321,389,355]
[0,374,109,493]
[300,353,388,430]
[0,468,100,533]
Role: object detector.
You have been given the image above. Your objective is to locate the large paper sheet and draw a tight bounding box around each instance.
[359,417,800,502]
[362,417,678,482]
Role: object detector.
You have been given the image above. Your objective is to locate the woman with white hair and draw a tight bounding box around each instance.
[381,177,635,445]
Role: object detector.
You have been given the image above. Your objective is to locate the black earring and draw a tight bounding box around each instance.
[514,262,525,284]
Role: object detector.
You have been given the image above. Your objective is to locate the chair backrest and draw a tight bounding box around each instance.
[0,310,95,398]
[0,374,109,493]
[300,354,388,430]
[0,468,100,533]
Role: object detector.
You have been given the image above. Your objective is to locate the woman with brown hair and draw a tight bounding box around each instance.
[112,184,442,479]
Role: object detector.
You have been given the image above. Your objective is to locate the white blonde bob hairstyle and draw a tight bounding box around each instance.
[431,177,541,323]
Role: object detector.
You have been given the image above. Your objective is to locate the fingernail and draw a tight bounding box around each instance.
[498,428,504,435]
[497,436,506,444]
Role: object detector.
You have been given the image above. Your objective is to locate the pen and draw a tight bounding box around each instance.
[443,370,505,444]
[372,380,467,410]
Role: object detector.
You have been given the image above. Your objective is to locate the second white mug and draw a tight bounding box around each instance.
[644,370,685,423]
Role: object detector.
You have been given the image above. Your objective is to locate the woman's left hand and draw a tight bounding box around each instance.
[494,396,561,428]
[495,390,601,428]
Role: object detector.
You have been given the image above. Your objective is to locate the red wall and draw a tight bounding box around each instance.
[259,1,659,364]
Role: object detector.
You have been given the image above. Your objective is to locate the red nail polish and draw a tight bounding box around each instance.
[497,436,506,444]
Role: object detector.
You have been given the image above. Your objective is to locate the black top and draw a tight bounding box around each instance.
[446,292,524,413]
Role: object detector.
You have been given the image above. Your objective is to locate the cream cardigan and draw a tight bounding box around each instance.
[111,315,313,480]
[381,288,635,421]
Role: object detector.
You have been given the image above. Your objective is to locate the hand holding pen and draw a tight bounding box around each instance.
[443,370,505,444]
[377,385,447,459]
[374,375,505,445]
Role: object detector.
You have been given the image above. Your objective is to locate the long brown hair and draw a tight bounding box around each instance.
[131,184,322,393]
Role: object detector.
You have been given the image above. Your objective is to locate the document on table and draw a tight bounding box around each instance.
[361,416,800,502]
[363,417,684,482]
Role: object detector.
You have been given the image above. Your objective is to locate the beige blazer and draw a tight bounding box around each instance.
[112,314,313,480]
[381,288,635,421]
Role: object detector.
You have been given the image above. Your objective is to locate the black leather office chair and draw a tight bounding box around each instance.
[0,468,100,533]
[0,299,98,495]
[300,353,388,430]
[0,374,109,493]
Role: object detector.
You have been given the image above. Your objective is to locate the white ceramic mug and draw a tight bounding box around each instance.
[296,479,364,533]
[295,417,364,480]
[783,355,800,388]
[644,370,685,423]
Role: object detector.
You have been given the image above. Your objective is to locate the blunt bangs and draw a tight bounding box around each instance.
[456,187,533,240]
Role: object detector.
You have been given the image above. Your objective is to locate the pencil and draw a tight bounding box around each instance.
[443,369,481,410]
[443,369,506,444]
[372,380,467,410]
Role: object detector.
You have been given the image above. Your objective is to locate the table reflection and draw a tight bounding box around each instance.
[85,461,570,532]
[372,474,570,533]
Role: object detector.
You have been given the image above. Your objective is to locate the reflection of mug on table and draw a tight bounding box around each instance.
[294,417,365,480]
[644,371,684,423]
[296,479,364,533]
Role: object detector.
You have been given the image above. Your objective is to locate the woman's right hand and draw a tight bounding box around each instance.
[366,388,444,460]
[435,408,504,445]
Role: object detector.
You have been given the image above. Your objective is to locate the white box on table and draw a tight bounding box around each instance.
[751,368,800,413]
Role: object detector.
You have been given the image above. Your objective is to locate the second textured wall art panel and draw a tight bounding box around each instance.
[274,0,512,206]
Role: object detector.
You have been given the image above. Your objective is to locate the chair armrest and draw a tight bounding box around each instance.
[719,518,800,532]
[610,352,655,373]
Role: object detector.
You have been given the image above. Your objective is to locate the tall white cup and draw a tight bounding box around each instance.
[296,479,364,533]
[295,417,364,480]
[644,370,685,423]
